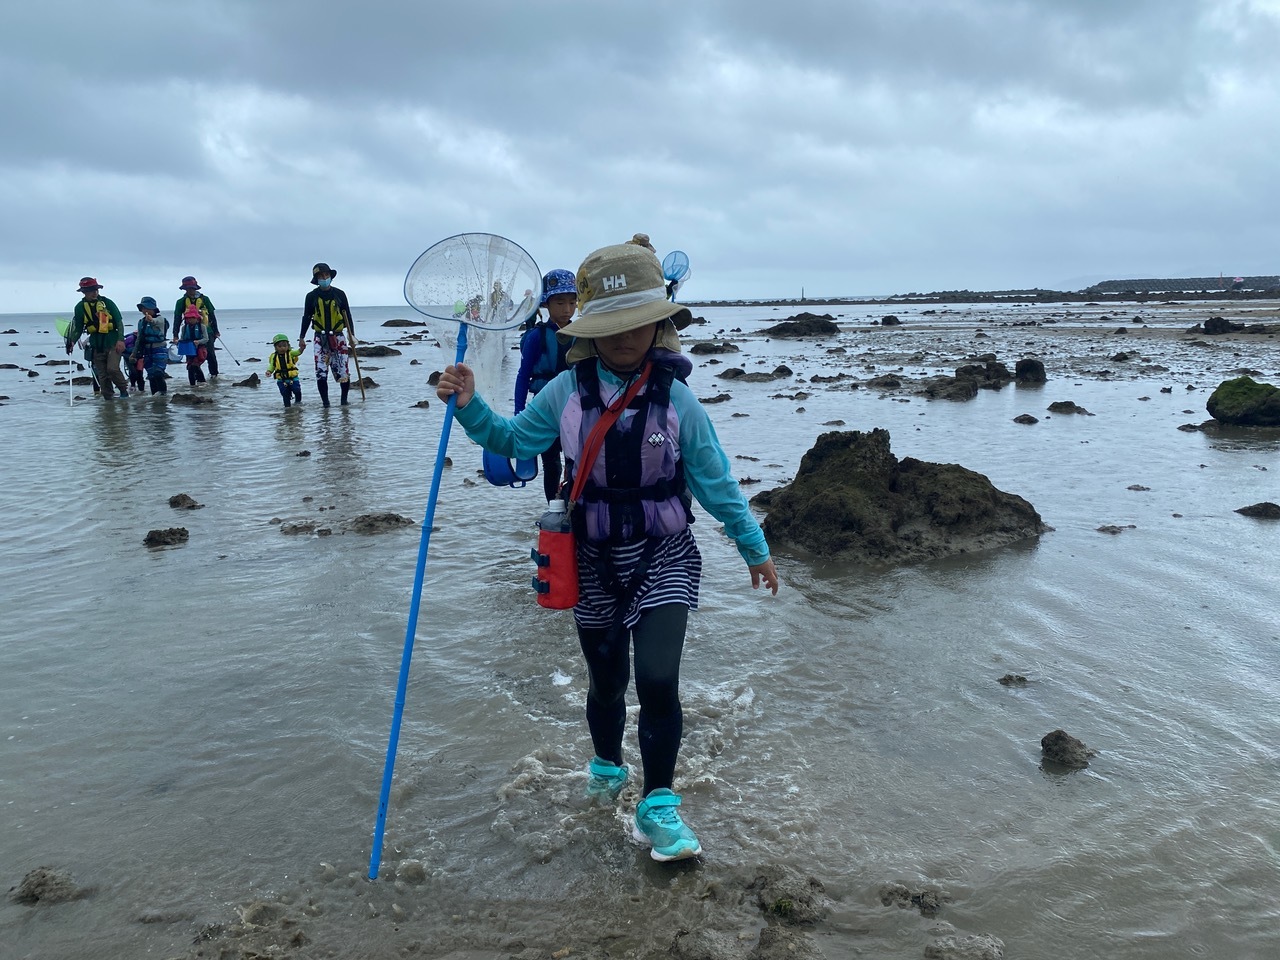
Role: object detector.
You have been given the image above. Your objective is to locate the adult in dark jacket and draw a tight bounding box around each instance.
[65,277,128,397]
[298,262,357,407]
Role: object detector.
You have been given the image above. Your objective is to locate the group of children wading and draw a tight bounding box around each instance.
[63,262,357,407]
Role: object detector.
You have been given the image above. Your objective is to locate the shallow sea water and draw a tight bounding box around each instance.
[1,300,1278,959]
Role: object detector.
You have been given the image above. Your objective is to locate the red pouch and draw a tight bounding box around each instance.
[327,333,341,352]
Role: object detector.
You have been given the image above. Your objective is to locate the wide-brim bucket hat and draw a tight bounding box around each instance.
[311,262,336,284]
[77,277,102,291]
[180,276,201,290]
[559,243,691,340]
[137,296,158,311]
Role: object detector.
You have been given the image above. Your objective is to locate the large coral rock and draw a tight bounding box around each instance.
[1206,376,1280,426]
[758,429,1047,563]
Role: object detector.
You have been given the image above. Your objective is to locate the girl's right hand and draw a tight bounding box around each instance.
[436,363,475,407]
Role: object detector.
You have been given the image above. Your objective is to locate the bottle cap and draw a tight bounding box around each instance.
[547,499,566,512]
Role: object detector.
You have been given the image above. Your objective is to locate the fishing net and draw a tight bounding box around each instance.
[404,233,542,400]
[662,250,690,283]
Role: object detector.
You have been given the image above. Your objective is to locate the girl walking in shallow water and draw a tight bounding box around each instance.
[437,243,780,861]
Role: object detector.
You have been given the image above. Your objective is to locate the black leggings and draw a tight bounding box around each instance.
[540,438,563,502]
[576,603,688,796]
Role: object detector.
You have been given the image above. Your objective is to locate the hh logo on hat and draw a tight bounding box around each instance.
[602,274,627,291]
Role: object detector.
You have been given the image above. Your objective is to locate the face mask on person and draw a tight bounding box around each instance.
[318,278,332,289]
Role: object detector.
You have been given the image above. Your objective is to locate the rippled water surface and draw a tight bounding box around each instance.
[2,302,1278,959]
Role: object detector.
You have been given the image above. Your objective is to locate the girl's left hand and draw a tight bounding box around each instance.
[749,559,780,595]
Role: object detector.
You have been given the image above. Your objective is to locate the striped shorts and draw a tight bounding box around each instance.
[574,529,702,630]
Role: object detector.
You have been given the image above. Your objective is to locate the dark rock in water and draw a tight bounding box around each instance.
[169,493,204,510]
[689,340,740,355]
[998,673,1028,686]
[879,882,953,918]
[956,359,1013,388]
[1097,524,1135,534]
[1015,358,1046,383]
[760,313,840,337]
[751,926,825,960]
[1236,501,1280,519]
[9,866,88,905]
[866,374,902,390]
[1041,729,1094,768]
[428,370,442,385]
[922,375,978,401]
[171,392,215,405]
[381,318,426,327]
[412,399,431,408]
[1204,315,1244,335]
[296,450,311,457]
[354,376,378,389]
[1206,376,1280,426]
[1048,400,1091,415]
[748,865,830,924]
[716,367,746,380]
[354,344,401,357]
[1111,351,1133,362]
[881,314,902,325]
[144,528,189,547]
[700,393,732,404]
[233,372,261,387]
[1013,414,1038,425]
[279,521,316,535]
[349,513,415,534]
[756,428,1047,564]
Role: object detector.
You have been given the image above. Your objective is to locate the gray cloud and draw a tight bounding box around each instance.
[3,0,1278,310]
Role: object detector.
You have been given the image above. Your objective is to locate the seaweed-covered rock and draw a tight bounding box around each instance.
[169,493,204,510]
[1048,400,1091,415]
[922,375,979,401]
[9,866,88,905]
[1203,316,1244,335]
[924,934,1006,959]
[1015,358,1046,383]
[689,341,740,355]
[760,313,840,337]
[748,865,830,924]
[349,513,415,534]
[1041,729,1094,768]
[757,429,1047,563]
[1206,376,1280,426]
[1236,501,1280,519]
[955,359,1013,389]
[144,528,189,547]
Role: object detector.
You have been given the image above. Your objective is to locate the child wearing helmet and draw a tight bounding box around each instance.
[513,268,578,501]
[266,334,307,408]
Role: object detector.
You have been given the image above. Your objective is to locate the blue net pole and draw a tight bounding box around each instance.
[368,322,469,880]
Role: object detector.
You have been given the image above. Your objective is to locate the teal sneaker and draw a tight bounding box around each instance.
[586,756,629,801]
[632,789,702,861]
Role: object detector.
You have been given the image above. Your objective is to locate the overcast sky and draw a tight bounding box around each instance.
[3,0,1278,312]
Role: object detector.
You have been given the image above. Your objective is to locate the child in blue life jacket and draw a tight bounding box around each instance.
[513,268,577,501]
[175,303,209,385]
[266,333,306,407]
[130,296,171,395]
[436,243,781,863]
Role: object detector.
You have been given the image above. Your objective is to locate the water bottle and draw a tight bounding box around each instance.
[531,499,579,609]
